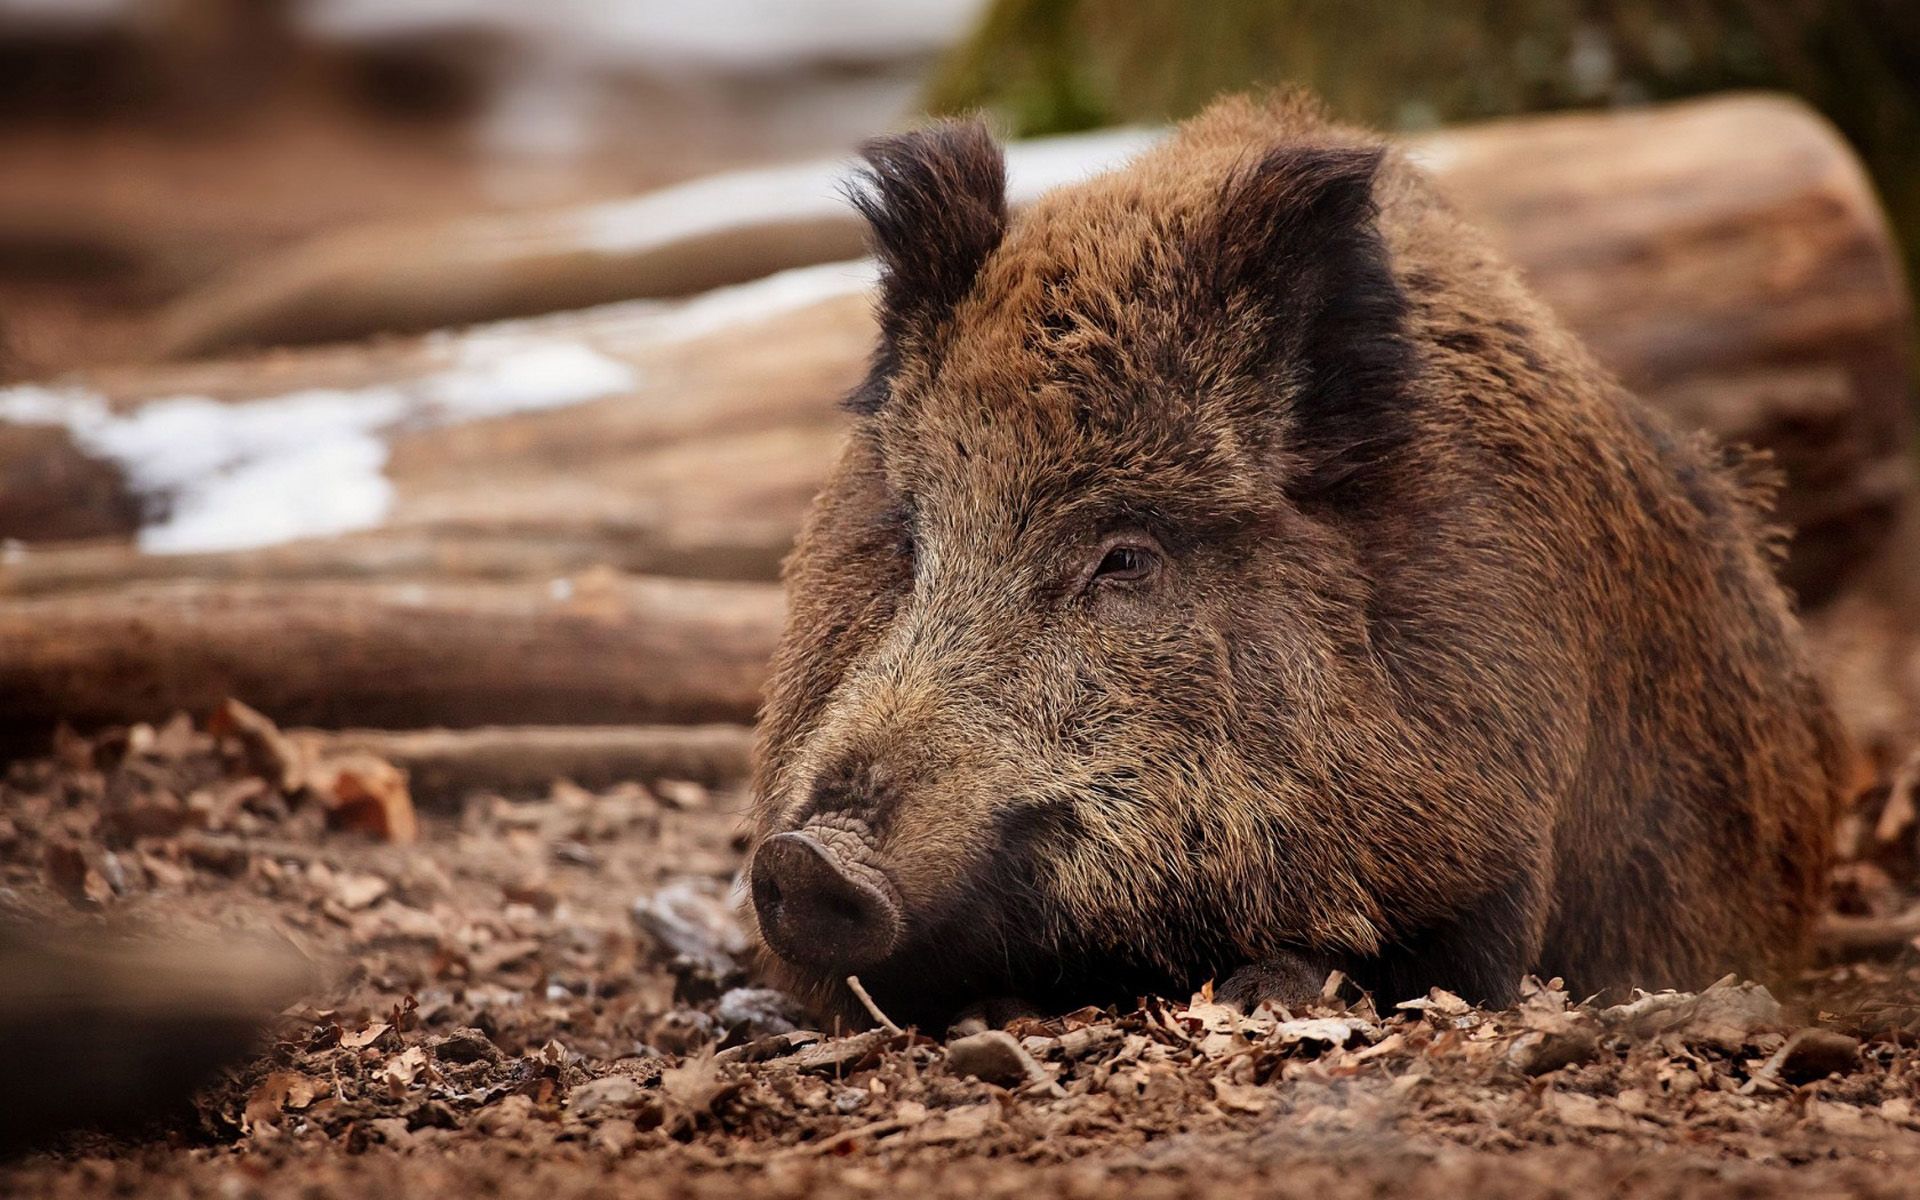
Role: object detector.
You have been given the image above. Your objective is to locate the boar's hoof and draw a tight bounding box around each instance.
[750,831,901,971]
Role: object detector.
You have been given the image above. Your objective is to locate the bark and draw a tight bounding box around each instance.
[1817,906,1920,958]
[1431,95,1914,600]
[0,575,782,743]
[299,723,756,803]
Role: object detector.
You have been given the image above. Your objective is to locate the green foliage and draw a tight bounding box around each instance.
[925,0,1920,282]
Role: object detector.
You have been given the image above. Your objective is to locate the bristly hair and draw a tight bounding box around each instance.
[1194,143,1416,495]
[842,119,1009,416]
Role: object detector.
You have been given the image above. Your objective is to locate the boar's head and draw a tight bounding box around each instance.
[748,107,1461,1029]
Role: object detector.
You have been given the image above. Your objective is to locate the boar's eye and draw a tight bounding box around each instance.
[1087,538,1161,590]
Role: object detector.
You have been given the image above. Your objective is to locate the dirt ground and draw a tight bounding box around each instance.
[2,712,1919,1199]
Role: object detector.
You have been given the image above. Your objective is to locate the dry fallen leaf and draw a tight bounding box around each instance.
[907,1104,996,1145]
[43,842,111,909]
[317,755,417,845]
[659,1052,736,1134]
[340,1022,391,1051]
[242,1072,321,1133]
[209,699,301,792]
[212,702,416,844]
[382,1046,429,1097]
[1270,1016,1374,1053]
[1603,978,1783,1050]
[1211,1078,1271,1115]
[1544,1089,1635,1131]
[333,873,390,911]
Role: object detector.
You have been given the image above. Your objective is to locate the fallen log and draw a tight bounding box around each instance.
[0,423,139,542]
[0,530,680,598]
[1429,94,1913,596]
[1817,906,1920,958]
[2,95,1908,604]
[0,574,783,743]
[0,269,870,566]
[153,128,1161,360]
[300,723,756,803]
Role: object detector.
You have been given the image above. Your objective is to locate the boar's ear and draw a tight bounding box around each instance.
[843,119,1008,415]
[1203,144,1415,490]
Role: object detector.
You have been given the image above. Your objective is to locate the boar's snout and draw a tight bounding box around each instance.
[750,831,902,971]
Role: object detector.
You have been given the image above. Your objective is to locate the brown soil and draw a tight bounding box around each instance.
[2,713,1920,1198]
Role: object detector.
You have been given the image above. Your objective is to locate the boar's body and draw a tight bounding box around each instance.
[747,94,1847,1028]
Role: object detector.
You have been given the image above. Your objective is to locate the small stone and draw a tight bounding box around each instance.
[832,1087,866,1114]
[649,1009,721,1056]
[1779,1028,1862,1085]
[364,1117,413,1146]
[631,877,748,973]
[592,1117,639,1155]
[947,1030,1049,1089]
[333,872,390,911]
[652,780,707,810]
[715,987,805,1039]
[1506,1024,1600,1076]
[568,1075,644,1120]
[434,1027,502,1065]
[1684,981,1784,1048]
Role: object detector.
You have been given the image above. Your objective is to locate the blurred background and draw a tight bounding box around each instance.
[0,0,1912,758]
[2,0,1920,1163]
[0,0,977,375]
[0,0,1914,377]
[0,0,1904,378]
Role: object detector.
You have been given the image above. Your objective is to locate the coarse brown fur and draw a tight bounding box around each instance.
[747,92,1849,1030]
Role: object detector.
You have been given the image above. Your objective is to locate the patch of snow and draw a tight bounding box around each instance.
[1003,128,1167,202]
[140,416,396,556]
[0,339,636,555]
[302,0,986,71]
[575,162,843,257]
[606,259,878,344]
[424,339,639,420]
[1402,135,1463,175]
[575,127,1166,257]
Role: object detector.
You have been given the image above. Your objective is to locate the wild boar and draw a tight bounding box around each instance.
[746,93,1848,1029]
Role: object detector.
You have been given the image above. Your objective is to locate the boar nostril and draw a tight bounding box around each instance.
[750,831,901,971]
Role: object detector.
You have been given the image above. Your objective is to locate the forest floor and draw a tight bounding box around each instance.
[3,710,1920,1198]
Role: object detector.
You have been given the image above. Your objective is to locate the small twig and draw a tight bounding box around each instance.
[1819,905,1920,957]
[777,1116,909,1159]
[846,974,903,1034]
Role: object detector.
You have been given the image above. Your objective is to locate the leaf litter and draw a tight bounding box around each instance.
[3,710,1920,1197]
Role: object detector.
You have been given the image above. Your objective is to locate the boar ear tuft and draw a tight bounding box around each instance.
[843,119,1008,414]
[1204,144,1416,489]
[1209,144,1390,300]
